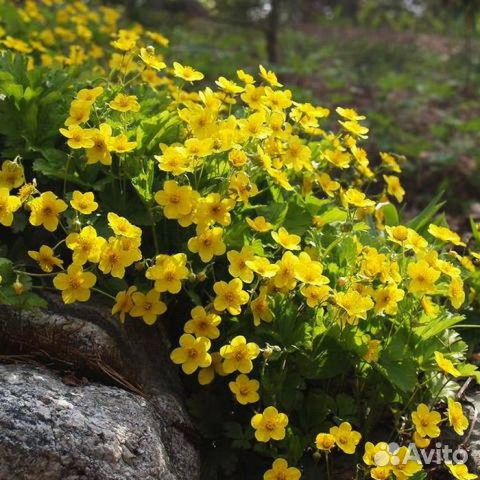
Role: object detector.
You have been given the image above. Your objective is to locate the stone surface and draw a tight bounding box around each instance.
[464,388,480,473]
[0,364,176,479]
[0,299,200,480]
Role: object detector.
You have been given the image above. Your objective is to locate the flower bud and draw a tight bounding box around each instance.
[196,272,207,282]
[13,279,24,295]
[134,261,145,271]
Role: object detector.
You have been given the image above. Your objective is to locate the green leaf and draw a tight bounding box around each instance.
[379,202,399,226]
[470,217,480,244]
[316,206,347,224]
[457,363,480,382]
[283,201,313,235]
[0,258,15,285]
[377,356,417,393]
[415,315,464,340]
[408,190,445,232]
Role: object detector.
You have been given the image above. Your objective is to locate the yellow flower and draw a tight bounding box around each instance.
[246,216,273,232]
[29,191,67,232]
[228,171,259,203]
[111,29,138,51]
[196,193,235,227]
[111,286,137,323]
[324,149,351,169]
[448,277,465,309]
[98,238,132,278]
[413,431,430,448]
[109,93,140,113]
[407,260,440,295]
[3,36,32,53]
[184,306,222,340]
[145,31,169,47]
[373,285,405,315]
[274,251,299,290]
[391,446,423,478]
[216,76,244,94]
[188,227,226,263]
[336,107,366,121]
[227,246,255,283]
[154,180,195,219]
[64,99,91,126]
[446,463,478,480]
[385,225,409,245]
[0,160,25,190]
[197,351,226,385]
[229,148,248,167]
[213,278,250,315]
[66,226,106,265]
[421,296,440,318]
[263,459,300,480]
[241,84,266,109]
[0,187,21,226]
[107,212,142,238]
[371,467,393,480]
[70,191,98,214]
[363,339,381,363]
[434,351,461,378]
[411,404,441,438]
[246,256,279,278]
[316,173,340,197]
[294,251,329,285]
[155,144,191,176]
[448,398,469,436]
[381,152,401,173]
[237,69,255,84]
[272,227,301,250]
[28,245,63,272]
[109,134,137,153]
[259,65,282,87]
[86,123,112,165]
[53,263,97,304]
[315,433,336,452]
[339,120,369,138]
[428,224,466,247]
[363,441,391,466]
[130,289,167,325]
[250,286,273,326]
[145,252,188,291]
[301,285,330,308]
[220,335,260,374]
[170,333,212,374]
[139,46,166,70]
[334,290,374,326]
[329,422,362,454]
[251,406,288,442]
[76,86,104,103]
[173,62,204,82]
[343,188,375,208]
[228,374,260,405]
[383,175,405,203]
[59,125,94,149]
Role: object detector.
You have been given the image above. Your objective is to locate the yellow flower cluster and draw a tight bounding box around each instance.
[0,1,478,479]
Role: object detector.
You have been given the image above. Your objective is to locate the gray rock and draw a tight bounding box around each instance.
[0,299,200,480]
[0,364,175,479]
[464,388,480,473]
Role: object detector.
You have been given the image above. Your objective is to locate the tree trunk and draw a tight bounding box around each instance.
[265,0,281,64]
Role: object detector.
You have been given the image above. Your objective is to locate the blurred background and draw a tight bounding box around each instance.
[121,0,480,229]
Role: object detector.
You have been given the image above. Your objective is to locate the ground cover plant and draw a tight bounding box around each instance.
[154,9,480,225]
[0,1,480,479]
